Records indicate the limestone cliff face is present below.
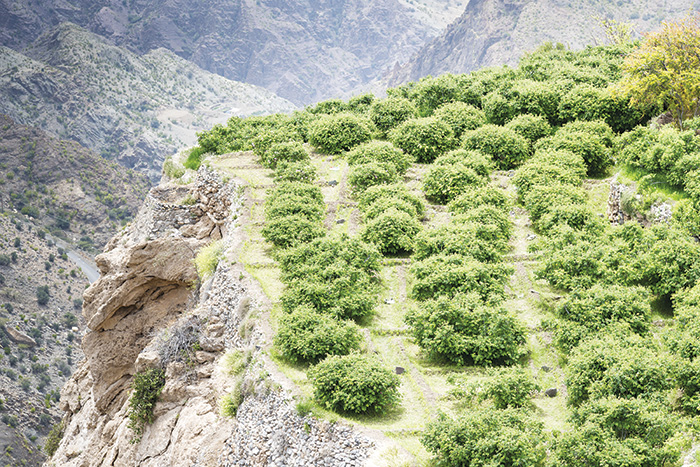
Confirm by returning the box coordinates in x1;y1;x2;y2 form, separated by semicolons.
47;166;375;467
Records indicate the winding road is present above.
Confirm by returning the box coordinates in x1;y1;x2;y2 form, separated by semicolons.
49;236;101;284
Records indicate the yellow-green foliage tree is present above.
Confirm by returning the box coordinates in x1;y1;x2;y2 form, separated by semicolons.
620;14;700;129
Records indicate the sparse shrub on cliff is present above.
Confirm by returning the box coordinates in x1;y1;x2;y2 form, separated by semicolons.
308;113;372;154
222;349;251;376
369;97;419;137
194;240;224;280
184;146;207;170
44;421;64;457
389;117;456;163
309;353;401;415
275;306;363;363
127;368;166;443
36;285;50;306
220;380;244;418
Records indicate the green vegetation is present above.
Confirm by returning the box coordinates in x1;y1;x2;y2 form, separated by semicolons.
194;240;224;280
127;368;166;443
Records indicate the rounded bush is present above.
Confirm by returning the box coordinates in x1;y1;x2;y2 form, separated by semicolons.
308;113;372;154
265;194;325;222
414;222;509;263
369;97;418;136
505;114;552;143
423;164;487;205
275;306;363;363
434;149;493;177
433;102;487;137
252;127;302;158
361;208;422;255
309;354;401;414
448;186;510;214
523;184;588;223
462;124;530;170
405;293;525;365
482;90;516;125
389;117;456;163
482;368;540;409
281;275;377;321
261;141;309;169
362;197;419;222
423;409;546;467
262;214;326;249
273;160;317;184
348;162;399;195
347;141;412;175
536;121;613;175
513;150;586;201
359;184;425;218
456;205;512;242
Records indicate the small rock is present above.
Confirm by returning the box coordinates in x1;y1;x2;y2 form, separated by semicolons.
530;289;539;295
336;219;345;224
395;367;405;375
541;365;551;372
545;388;558;398
384;298;395;305
526;234;537;241
327;180;338;186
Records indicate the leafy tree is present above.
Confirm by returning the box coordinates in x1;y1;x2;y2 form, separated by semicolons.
413;221;509;263
309;354;401;414
358;184;425;218
422;163;487;204
346;141;412;175
347;162;399;195
275;306;363;363
505;114;552;143
360;208;422;256
389;117;456;163
448;186;510;214
308;113;372;154
422;409;546;467
369;97;418;137
619;14;700;129
405;293;525;366
260;141;308;169
433;101;487;137
462;124;530;169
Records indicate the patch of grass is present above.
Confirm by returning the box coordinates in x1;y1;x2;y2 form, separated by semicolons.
220;379;243;418
221;349;250;376
618;165;688;202
194;240;224;280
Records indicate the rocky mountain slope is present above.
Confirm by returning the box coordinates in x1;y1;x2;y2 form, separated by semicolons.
0;114;150;248
0;0;466;105
388;0;698;85
0;114;151;466
0;23;295;179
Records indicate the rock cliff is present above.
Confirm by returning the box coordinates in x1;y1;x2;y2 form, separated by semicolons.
47;166;375;466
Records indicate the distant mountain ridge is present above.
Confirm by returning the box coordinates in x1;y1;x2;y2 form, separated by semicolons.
388;0;699;86
0;0;464;105
0;23;294;178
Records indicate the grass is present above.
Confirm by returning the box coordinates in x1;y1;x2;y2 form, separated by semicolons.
618;164;689;202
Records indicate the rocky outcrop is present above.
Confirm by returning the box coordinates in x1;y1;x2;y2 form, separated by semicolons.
47;165;375;466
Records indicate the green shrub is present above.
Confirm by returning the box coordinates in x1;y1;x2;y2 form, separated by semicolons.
513;149;586;201
505;114;552;143
433;101;487;137
262;215;326;249
219;381;243;418
347;93;375;113
536;122;613;175
554;397;687;467
455;205;512;242
389;117;456;163
260;141;309;169
346;141;412;175
309;353;401;414
422;164;487;204
434;149;493;177
163;157;185;179
369;97;418;136
524;183;588;223
271;181;324;204
44;421;64;457
275;306;363;363
36;285;50;306
222;349;249;376
677;360;700;414
481;368;540;409
405;293;525;365
410;254;513;304
413;222;509;263
307;99;347;115
347;162;399;195
265;194;325;222
362;197;419;222
566;334;675;407
358;184;425;218
183;146;207;170
127;368;166;442
361;208;422;255
448;186;510;214
273;160;317;184
462;124;530;169
281;274;378;320
194;240;224;280
536;202;597;234
252;127;302;158
551;284;651;351
422;409;546;467
482;90;516;125
308;113;372;154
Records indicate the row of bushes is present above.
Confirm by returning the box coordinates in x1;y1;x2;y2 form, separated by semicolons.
517;129;699;465
259;154;402;415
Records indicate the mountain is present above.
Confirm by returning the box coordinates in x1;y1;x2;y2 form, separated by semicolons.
0;23;295;179
0;0;468;105
388;0;698;85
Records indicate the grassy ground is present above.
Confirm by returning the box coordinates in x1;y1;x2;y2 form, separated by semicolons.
213;150;582;465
